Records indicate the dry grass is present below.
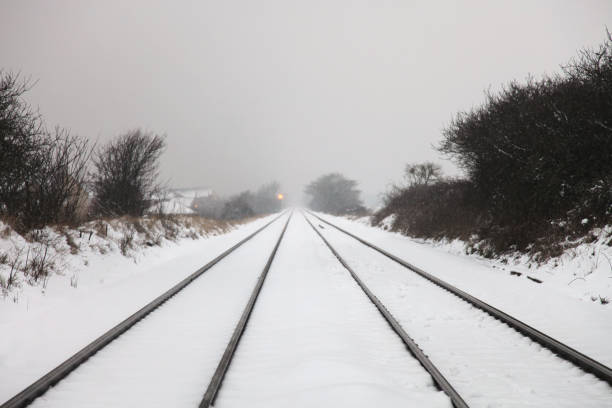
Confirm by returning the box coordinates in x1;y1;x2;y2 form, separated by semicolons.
0;212;264;294
1;225;11;239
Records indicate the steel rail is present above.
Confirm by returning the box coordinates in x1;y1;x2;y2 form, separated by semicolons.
0;212;288;408
199;211;293;408
303;211;469;408
305;210;612;386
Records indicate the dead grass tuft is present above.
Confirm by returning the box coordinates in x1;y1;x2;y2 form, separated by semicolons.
119;232;134;256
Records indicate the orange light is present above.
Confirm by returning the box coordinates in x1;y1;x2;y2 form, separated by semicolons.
277;193;284;200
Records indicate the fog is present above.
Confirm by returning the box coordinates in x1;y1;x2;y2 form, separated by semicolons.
1;0;610;206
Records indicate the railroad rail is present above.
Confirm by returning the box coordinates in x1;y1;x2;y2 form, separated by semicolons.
302;211;469;408
0;212;288;408
305;210;612;386
199;211;293;407
6;209;610;407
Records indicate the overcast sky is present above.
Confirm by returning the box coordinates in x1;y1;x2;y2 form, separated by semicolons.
1;1;610;206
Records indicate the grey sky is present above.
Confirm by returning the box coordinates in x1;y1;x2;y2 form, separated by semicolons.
1;1;610;206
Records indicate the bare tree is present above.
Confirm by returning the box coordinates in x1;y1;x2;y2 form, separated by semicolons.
0;72;45;220
1;72;93;230
404;162;442;186
305;173;364;215
91;130;166;216
29;127;93;227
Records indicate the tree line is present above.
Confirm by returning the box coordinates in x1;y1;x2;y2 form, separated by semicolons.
191;182;283;220
375;33;612;257
190;173;367;220
1;71;167;232
1;69;294;231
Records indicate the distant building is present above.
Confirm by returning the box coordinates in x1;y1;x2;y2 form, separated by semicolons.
150;187;214;215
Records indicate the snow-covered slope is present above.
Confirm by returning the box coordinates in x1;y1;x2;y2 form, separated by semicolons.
308;212;612;407
318;213;612;366
364;215;612;305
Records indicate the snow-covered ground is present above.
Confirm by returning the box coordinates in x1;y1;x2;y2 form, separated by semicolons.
0;216;229;299
306;212;612;407
216;213;450;407
372;215;612;304
316;213;612;368
0;213;278;404
25;213;289;408
2;210;611;407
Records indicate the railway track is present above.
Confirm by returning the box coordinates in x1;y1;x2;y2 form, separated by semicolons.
199;211;292;407
305;210;612;385
304;210;612;406
5;210;467;408
302;212;468;408
1;212;290;408
209;211;462;407
4;209;611;407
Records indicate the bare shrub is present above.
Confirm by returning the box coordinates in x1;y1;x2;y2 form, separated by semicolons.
31;127;93;227
160;217;179;240
375;179;484;240
222;191;255;220
131;219;146;234
4;248;23;289
24;244;53;283
63;230;79;254
437;32;612;252
0;72;93;231
369;33;612;258
119;232;134;256
0;72;44;222
404;162;442;186
92;129;166;217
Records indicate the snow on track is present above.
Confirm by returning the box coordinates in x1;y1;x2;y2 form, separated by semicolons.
312;213;612;368
215;213;451;408
0;214;282;404
304;213;612;407
25;214;290;408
